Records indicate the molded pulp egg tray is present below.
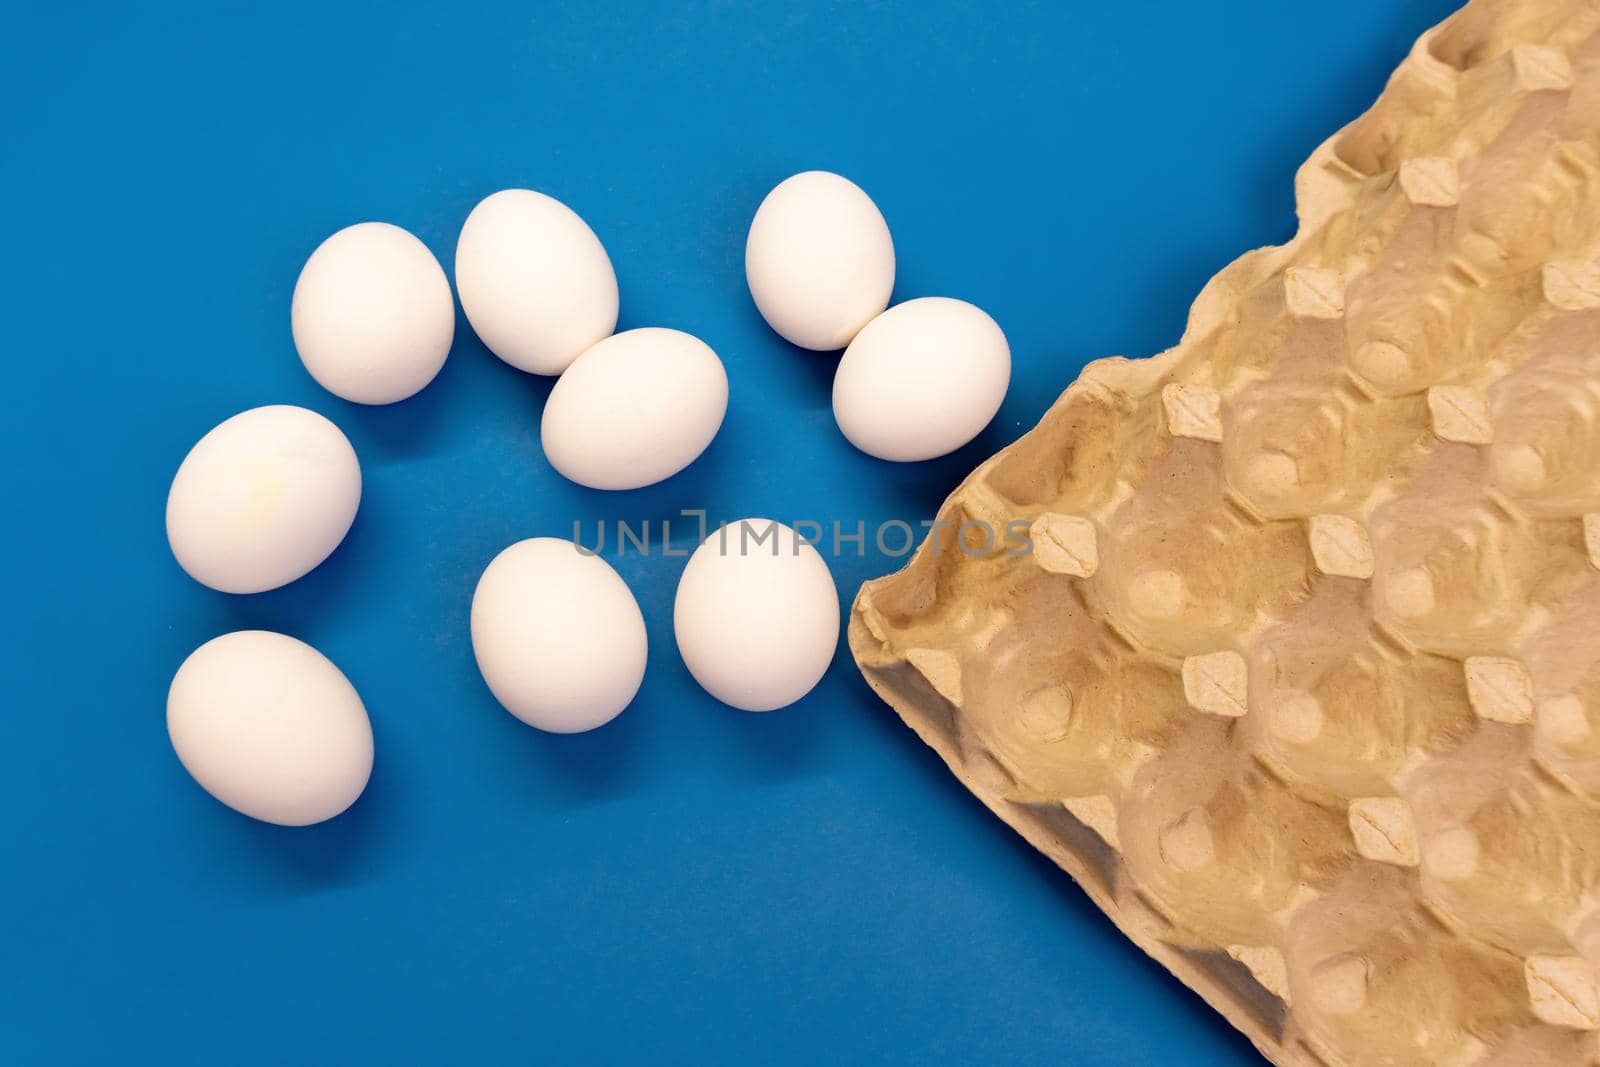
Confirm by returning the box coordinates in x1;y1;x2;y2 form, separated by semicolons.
849;0;1600;1063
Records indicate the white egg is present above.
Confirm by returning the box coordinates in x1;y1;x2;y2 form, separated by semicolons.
833;297;1011;462
166;405;361;594
290;222;455;404
541;327;728;491
674;519;840;712
745;171;895;351
455;189;618;375
471;538;647;733
167;630;374;826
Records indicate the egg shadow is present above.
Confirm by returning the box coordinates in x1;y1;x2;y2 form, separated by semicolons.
471;330;562;411
473;684;645;811
181;732;407;897
331;345;463;463
833;414;1014;546
210;494;382;644
706;628;860;790
718;691;827;785
346;315;565;469
562;437;742;537
737;300;842;412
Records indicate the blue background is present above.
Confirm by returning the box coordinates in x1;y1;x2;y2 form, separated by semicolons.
2;1;1460;1063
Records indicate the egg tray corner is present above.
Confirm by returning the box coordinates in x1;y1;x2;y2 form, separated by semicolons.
849;0;1600;1063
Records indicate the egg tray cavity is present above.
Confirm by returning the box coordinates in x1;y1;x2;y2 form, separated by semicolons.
848;0;1600;1063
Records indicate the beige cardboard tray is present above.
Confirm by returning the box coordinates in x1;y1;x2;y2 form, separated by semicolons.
849;1;1600;1063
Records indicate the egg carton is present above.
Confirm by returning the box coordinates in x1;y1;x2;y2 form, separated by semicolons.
848;1;1600;1063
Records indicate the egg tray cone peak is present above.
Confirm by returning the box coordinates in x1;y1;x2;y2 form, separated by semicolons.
848;1;1600;1064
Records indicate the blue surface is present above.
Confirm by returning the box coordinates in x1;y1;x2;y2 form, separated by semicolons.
2;2;1462;1063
